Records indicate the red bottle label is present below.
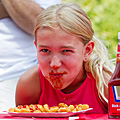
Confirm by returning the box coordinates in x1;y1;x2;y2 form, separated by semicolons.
117;52;120;57
117;43;120;56
109;86;120;116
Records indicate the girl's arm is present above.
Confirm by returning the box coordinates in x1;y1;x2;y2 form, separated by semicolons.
1;0;43;35
15;65;41;106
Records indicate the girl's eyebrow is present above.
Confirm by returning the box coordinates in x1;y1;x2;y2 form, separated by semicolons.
38;45;49;47
61;45;75;49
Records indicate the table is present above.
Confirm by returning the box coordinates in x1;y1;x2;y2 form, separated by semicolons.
79;114;119;120
0;113;119;120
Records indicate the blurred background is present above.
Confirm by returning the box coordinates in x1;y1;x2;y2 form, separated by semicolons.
63;0;120;59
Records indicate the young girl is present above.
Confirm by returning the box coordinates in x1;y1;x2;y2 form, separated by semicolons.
15;3;114;113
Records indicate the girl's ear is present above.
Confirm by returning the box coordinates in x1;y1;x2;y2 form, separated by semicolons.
34;40;37;48
83;41;94;62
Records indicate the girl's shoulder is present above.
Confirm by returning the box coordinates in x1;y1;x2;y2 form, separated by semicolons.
16;64;41;105
19;65;39;83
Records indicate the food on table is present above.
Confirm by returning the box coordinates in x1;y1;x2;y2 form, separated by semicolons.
8;103;89;113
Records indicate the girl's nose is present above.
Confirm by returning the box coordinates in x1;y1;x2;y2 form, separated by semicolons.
50;55;61;69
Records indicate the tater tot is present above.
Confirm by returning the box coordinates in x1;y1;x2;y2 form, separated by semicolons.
76;106;82;111
58;107;71;112
68;105;75;111
14;107;22;113
8;108;14;112
81;104;89;110
21;108;31;113
43;104;50;112
58;103;68;107
77;104;89;110
37;105;44;112
50;106;59;112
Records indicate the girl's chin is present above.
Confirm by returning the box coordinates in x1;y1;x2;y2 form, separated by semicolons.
51;84;68;91
52;85;64;90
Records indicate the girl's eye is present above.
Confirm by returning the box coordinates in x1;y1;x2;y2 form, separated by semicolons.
63;50;72;53
41;49;50;53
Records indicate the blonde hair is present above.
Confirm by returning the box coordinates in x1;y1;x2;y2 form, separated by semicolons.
34;3;114;103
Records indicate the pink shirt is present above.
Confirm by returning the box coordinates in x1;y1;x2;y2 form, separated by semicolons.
38;66;107;113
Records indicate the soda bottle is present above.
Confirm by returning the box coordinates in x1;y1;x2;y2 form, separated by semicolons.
108;32;120;118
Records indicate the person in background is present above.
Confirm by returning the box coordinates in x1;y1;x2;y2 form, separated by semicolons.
16;3;114;113
0;0;61;112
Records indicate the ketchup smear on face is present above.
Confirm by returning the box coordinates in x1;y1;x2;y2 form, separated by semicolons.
45;70;67;89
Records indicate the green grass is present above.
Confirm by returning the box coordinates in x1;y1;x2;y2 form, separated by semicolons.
62;0;120;59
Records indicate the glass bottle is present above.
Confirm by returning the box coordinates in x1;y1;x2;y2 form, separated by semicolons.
108;32;120;118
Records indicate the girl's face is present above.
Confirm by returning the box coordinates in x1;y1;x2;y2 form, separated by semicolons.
35;27;93;92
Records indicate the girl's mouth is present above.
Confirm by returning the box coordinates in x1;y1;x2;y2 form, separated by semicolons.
49;73;63;79
49;71;67;79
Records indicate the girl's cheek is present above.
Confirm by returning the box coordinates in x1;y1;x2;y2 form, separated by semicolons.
64;57;77;67
37;55;47;62
38;57;50;70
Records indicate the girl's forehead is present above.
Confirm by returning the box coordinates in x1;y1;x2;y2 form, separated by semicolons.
37;27;83;43
36;29;84;49
36;26;84;45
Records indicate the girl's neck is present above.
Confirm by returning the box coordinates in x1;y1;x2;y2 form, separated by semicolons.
61;70;87;94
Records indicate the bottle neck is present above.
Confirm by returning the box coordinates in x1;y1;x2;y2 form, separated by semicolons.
109;42;120;83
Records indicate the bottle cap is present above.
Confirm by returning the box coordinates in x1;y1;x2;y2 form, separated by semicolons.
118;32;120;39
